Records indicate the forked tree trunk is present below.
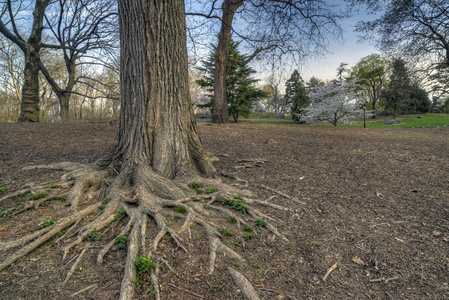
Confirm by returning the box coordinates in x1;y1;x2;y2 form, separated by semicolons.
212;0;243;124
104;0;215;180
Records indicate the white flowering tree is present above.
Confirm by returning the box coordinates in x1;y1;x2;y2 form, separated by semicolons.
303;83;363;126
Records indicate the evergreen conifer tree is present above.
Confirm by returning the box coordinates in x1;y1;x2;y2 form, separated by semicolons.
285;70;310;123
196;39;266;122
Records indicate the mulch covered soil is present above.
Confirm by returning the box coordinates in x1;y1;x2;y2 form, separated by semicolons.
0;120;448;299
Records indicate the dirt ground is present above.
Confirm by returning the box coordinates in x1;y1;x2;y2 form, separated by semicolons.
0;120;448;299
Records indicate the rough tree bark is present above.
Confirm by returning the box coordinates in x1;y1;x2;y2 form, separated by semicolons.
212;0;242;124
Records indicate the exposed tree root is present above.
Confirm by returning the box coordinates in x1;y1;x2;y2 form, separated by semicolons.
0;162;299;299
228;267;261;300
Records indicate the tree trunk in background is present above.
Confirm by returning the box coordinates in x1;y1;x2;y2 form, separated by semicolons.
99;0;215;179
18;54;40;122
212;0;242;124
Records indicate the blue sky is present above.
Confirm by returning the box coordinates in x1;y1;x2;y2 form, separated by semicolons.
301;8;381;82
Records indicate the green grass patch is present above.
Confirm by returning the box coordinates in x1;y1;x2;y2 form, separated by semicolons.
115;235;129;250
217;228;233;236
38;219;55;229
0;187;5;194
83;228;100;242
222;195;248;214
134;255;157;275
45;184;59;189
27;193;48;201
206;187;217;194
255;218;266;227
114;208;126;220
243;233;255;240
174;205;187;214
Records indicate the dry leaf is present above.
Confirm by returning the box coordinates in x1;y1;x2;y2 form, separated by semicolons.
352;256;367;266
432;231;442;238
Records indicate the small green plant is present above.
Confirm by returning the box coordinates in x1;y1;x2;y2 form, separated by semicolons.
190;223;197;229
47;240;57;247
226;242;232;248
83;228;100;242
164;221;171;228
222;195;248;214
188;182;204;194
204;217;211;221
0;209;14;218
255;218;266;227
174;205;187;214
45;184;59;189
203;204;213;210
134;255;157;275
27;193;48;201
54;195;67;201
0;187;5;194
243;233;255;240
258;186;266;189
102;198;111;205
234;263;242;267
150;291;158;295
115;235;129;250
114;208;126;220
131;277;143;286
98;205;105;210
14;191;29;198
188;182;202;190
213;285;222;292
67;176;76;181
275;224;281;228
38;219;55;229
252;263;260;268
58;230;67;237
242;224;253;232
206;187;217;194
217;228;233;236
65;202;72;207
227;216;236;224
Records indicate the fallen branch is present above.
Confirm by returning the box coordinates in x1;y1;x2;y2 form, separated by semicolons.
166;282;204;298
322;261;339;282
258;287;298;300
64;249;87;284
264;186;306;205
70;284;98;297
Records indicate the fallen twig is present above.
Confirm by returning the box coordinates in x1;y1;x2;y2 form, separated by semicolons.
70;284;97;297
264;186;306;205
166;282;204;298
63;249;87;284
322;261;339;282
258;287;298;300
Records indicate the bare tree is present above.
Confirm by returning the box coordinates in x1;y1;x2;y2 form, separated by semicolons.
187;0;346;123
39;0;118;122
0;0;51;122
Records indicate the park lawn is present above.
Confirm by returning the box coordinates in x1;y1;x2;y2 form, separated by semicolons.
344;113;449;128
239;112;449;128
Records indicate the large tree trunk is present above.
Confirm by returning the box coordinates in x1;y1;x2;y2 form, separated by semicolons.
18;54;40;122
105;0;215;179
212;0;243;124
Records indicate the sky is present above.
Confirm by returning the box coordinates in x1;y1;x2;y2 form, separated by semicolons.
300;9;381;82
